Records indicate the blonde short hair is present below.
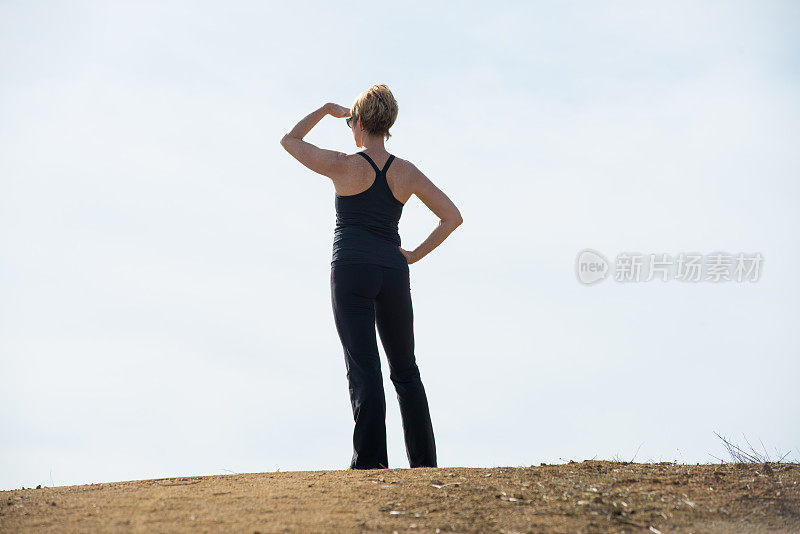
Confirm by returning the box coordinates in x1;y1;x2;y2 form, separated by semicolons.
351;84;398;141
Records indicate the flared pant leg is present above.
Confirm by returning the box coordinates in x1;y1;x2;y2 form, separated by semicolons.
375;266;437;468
331;263;388;469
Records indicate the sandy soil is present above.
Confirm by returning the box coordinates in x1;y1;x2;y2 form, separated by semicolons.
1;460;798;533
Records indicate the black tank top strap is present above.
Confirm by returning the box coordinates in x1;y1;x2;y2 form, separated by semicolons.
357;152;382;174
358;152;395;177
381;155;395;174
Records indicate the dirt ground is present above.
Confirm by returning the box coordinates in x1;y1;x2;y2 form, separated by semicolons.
1;460;798;533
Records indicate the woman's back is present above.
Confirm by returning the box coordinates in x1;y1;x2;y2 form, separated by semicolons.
332;151;409;270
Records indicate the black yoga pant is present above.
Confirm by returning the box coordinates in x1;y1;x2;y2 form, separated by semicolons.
330;262;437;469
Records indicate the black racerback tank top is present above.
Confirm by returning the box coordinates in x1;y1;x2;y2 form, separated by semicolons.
331;151;408;270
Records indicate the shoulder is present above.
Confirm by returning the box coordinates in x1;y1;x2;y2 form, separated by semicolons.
338;151;368;169
329;152;363;180
384;155;413;178
390;156;429;192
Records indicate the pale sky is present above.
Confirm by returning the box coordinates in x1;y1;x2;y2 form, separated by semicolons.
1;1;799;490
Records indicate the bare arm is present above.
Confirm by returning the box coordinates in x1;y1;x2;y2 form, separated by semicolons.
279;102;351;179
400;163;463;264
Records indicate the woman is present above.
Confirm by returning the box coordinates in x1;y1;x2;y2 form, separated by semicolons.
280;84;463;470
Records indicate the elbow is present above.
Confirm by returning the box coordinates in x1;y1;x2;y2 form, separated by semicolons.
445;213;463;228
280;133;297;148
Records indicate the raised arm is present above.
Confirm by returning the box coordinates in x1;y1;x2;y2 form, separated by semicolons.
399;162;464;264
279;102;351;179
